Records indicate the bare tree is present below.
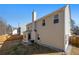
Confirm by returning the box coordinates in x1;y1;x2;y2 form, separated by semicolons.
0;17;13;35
71;19;79;35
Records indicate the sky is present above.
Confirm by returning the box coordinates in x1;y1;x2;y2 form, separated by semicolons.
0;4;79;27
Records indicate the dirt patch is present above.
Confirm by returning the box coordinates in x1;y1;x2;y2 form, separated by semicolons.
0;43;64;55
71;46;79;55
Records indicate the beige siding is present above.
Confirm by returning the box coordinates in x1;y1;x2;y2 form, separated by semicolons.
25;6;71;51
26;10;65;50
35;11;65;50
23;31;28;42
26;24;32;31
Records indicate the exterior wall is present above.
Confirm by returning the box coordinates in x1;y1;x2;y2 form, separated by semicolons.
26;9;65;50
12;27;21;35
12;29;18;35
23;31;29;42
25;5;71;51
35;11;65;50
64;5;71;52
27;24;32;31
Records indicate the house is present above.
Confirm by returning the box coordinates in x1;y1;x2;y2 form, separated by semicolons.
23;5;71;53
12;27;21;35
12;28;18;35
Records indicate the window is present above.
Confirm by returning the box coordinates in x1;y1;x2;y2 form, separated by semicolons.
54;14;59;24
42;19;45;26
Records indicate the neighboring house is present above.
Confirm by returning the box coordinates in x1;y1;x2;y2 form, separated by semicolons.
23;5;71;53
12;28;18;35
12;27;21;35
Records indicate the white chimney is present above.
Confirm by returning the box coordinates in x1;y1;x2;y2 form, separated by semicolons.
32;10;36;30
31;10;37;41
32;10;37;21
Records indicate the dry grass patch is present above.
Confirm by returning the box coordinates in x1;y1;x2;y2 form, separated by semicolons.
71;46;79;55
0;43;64;55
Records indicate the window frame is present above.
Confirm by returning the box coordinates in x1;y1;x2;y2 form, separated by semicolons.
53;14;59;24
42;19;46;26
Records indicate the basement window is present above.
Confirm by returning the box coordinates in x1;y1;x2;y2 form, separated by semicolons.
54;14;59;24
42;19;45;26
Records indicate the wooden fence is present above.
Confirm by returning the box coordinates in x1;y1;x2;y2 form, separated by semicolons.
69;35;79;47
0;34;23;42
